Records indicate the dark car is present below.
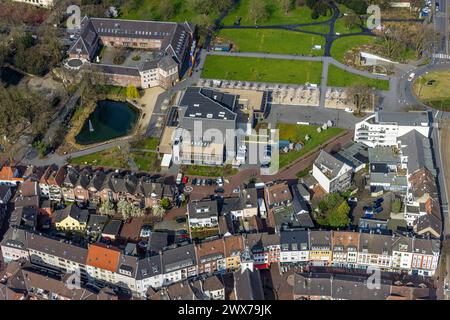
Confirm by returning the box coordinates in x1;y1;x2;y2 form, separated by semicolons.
192;178;197;185
374;206;383;214
215;188;224;193
176;217;186;223
206;179;213;185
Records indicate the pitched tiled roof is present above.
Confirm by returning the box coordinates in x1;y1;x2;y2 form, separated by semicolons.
86;244;121;272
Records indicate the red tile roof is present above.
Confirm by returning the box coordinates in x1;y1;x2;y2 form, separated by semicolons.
86;244;121;272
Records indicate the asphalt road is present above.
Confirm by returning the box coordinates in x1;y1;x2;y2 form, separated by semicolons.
434;0;449;55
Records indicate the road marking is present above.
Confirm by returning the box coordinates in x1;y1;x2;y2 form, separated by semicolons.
433;53;450;59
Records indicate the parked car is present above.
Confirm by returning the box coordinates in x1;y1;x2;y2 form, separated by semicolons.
217;177;223;187
408;73;415;82
374;206;383;214
215;188;225;193
176;229;188;235
344;108;353;113
191;178;197;185
175;217;186;223
176;173;183;185
201;179;206;186
206;179;213;185
182;176;188;184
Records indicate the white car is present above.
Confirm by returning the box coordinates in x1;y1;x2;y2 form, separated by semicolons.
217;177;223;187
408;73;415;82
344;108;353;113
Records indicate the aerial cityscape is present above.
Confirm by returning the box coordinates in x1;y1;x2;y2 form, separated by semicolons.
0;0;449;304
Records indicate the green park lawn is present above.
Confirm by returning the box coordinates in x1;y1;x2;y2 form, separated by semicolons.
202;56;322;85
327;64;390;90
182;164;238;177
333;4;363;34
218;29;325;55
132;151;161;172
69;147;129;168
69;146;161;172
120;0;220;22
277;123;345;169
330;35;375;63
222;0;332;26
413;71;450;111
130;137;160;150
296;24;330;34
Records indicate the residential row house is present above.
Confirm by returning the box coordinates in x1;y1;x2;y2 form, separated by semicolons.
19;165;177;208
293;272;436;300
0;228;246;298
278;229;439;276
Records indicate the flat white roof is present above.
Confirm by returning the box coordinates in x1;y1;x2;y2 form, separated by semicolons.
161;153;172;167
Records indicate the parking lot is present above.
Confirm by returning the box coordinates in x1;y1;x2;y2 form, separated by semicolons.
351;190;395;226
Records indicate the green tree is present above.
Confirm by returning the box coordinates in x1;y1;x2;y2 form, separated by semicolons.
117;199;134;219
160;198;171;210
159;0;177;19
126;85;140;99
32;140;48;157
327;201;351;228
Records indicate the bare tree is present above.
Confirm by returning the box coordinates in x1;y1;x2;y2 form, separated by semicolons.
278;0;293;14
411;24;439;57
346;84;376;114
248;0;269;25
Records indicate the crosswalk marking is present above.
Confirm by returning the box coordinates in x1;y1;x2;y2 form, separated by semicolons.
433;53;450;59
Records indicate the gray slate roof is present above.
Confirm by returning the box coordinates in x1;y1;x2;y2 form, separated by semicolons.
314;150;348;180
374;111;429;127
234;269;264;300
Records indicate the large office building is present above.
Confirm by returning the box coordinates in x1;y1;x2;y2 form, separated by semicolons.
173;87;238;165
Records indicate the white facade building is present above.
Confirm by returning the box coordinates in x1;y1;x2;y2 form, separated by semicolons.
354;111;430;147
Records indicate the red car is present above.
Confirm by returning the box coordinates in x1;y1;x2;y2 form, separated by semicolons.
182;176;188;184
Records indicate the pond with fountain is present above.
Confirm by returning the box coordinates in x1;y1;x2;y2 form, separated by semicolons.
75;100;139;145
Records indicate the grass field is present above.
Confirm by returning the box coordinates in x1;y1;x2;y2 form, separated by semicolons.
413;71;450;110
69;147;129;168
202;56;323;85
327;64;390;90
132;151;160;172
330;35;375;63
218;29;325;55
296;24;330;34
130;137;160;150
182;164;238;177
222;0;332;26
277;123;345;169
120;0;220;22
